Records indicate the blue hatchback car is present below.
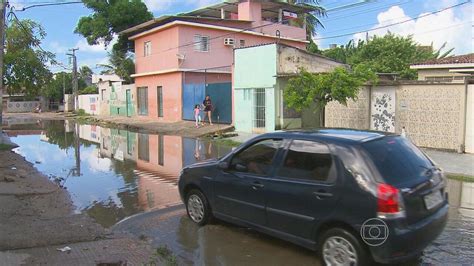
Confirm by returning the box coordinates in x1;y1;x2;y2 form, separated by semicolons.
178;129;448;265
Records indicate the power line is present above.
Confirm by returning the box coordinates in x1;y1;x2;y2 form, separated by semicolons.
321;0;414;22
320;3;443;35
15;1;82;11
314;0;471;40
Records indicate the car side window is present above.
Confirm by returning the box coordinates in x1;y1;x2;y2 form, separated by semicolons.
278;140;333;182
230;139;282;175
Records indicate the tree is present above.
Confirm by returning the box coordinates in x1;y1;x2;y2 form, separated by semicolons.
306;39;321;54
42;72;72;102
287;0;326;40
322;34;453;79
79;85;98;95
322;39;364;64
97;49;135;84
284;66;377;127
79;65;93;85
4;19;54;98
75;0;153;53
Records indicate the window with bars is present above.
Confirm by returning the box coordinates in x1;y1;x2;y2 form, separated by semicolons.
194;34;210;52
144;41;152;56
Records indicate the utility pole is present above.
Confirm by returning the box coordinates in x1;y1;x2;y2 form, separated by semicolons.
0;0;8;128
67;48;79;111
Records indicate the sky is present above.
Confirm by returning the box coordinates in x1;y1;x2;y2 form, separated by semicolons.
10;0;473;73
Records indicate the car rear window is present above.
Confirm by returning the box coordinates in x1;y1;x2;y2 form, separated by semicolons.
361;136;433;186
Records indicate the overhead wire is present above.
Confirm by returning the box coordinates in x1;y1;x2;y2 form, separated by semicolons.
314;1;471;40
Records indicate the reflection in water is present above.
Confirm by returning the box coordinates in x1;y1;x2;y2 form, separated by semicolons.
7;120;233;227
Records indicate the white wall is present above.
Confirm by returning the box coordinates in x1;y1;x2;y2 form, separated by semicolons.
78;94;100;115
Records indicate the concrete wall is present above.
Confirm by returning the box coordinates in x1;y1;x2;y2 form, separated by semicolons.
110;83;136;116
277;45;344;75
134;72;182;122
325;87;371;130
396;83;465;151
325;82;468;151
98;82;111;116
5;101;40;113
64;94;75;112
78;94;100;115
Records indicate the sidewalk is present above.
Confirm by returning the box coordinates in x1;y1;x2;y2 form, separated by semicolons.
230;132;474;176
424;149;474;176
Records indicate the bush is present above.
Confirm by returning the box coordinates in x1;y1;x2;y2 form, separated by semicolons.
75;109;87;116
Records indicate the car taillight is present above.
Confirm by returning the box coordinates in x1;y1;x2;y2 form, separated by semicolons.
377;183;406;219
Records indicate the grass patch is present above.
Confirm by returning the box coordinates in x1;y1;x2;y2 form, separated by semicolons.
146;245;178;266
213;138;242;147
447;174;474;183
0;143;15;151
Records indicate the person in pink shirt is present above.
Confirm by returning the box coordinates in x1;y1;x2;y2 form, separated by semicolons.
194;104;202;128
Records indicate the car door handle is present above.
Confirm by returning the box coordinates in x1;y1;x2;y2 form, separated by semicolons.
251;182;265;190
313;191;333;199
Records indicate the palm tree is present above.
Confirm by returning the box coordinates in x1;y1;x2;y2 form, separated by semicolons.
97;49;135;84
287;0;326;40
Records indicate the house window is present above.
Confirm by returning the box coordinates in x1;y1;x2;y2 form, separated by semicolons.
240;39;246;47
101;89;106;100
157;86;163;117
144;41;152;56
194;34;210;52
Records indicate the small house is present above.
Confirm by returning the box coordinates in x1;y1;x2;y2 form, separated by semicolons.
233;43;344;133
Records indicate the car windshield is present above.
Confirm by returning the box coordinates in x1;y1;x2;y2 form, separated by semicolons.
361;136;434;186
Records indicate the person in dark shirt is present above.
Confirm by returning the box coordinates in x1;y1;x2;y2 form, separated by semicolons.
203;95;213;125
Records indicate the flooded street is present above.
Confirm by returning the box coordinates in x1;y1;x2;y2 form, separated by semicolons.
4;119;474;265
7;120;232;227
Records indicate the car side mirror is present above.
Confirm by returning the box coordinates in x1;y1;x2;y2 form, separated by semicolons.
218;161;229;170
235;163;248;172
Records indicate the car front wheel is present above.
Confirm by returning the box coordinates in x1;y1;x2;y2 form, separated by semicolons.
319;228;370;266
186;189;212;226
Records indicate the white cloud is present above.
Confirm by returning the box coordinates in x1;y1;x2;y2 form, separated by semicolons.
144;0;220;12
353;1;473;54
49;35;117;55
79;57;109;69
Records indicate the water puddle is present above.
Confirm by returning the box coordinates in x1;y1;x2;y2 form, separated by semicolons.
6;120;232;227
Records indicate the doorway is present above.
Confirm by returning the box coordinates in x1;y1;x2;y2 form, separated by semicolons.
253;88;266;133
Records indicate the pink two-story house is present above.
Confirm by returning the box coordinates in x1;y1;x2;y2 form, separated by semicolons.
121;0;314;123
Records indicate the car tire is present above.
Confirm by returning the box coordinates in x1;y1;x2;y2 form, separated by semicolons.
185;189;213;226
318;227;371;266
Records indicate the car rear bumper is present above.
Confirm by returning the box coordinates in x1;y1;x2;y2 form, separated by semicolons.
370;203;449;264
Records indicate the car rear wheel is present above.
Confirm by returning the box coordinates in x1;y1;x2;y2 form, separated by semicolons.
319;228;370;266
186;189;212;226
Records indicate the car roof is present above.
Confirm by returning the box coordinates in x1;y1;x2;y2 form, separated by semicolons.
258;128;395;144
